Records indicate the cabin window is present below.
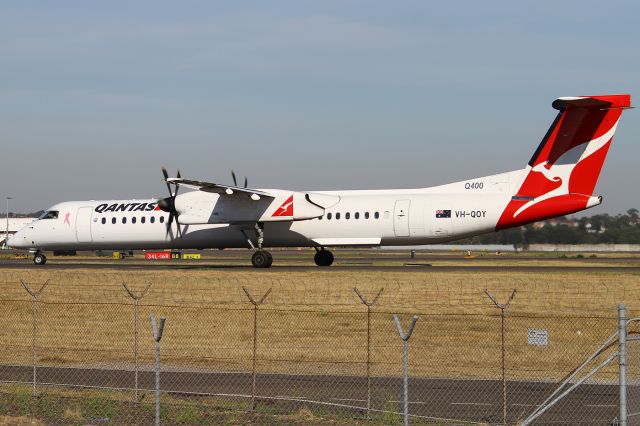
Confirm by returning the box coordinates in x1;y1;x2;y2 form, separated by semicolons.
345;212;350;220
336;212;341;220
132;217;137;224
38;211;58;220
327;213;332;220
374;212;380;219
141;217;146;224
101;218;106;224
365;212;369;219
160;216;165;223
355;212;360;219
384;211;390;219
122;217;127;224
150;217;155;224
112;217;116;224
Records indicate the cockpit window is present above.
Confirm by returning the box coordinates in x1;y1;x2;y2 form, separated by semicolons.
38;211;59;220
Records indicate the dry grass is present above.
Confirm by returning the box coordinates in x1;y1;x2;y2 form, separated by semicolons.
0;416;44;426
1;259;639;383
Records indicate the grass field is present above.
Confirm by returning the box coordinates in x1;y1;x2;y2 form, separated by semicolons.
1;250;639;382
1;250;639;424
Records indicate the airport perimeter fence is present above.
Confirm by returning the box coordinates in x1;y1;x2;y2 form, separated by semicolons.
0;275;639;425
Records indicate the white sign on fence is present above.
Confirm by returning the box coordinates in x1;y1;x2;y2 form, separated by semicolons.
527;328;549;346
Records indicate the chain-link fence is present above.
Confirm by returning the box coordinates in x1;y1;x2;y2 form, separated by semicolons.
0;274;638;425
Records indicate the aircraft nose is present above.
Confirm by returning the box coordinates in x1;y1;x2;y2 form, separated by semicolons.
7;230;27;249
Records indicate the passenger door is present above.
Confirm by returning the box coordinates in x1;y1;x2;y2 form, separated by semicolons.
393;200;411;237
76;207;93;243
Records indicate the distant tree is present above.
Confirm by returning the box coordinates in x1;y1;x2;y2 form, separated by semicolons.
451;208;640;245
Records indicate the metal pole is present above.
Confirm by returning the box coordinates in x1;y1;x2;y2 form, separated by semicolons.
252;304;258;410
619;304;628;426
242;287;271;411
403;338;409;426
393;314;419;426
123;283;151;402
135;299;139;400
150;315;166;426
155;336;160;426
501;307;506;425
5;196;11;249
484;289;515;425
354;287;383;419
367;304;372;417
20;280;48;397
32;296;37;396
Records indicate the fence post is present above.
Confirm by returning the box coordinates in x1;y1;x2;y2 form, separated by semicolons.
354;287;383;419
20;279;49;397
242;287;272;411
393;314;419;426
619;304;628;426
123;283;152;402
484;289;516;426
149;314;166;426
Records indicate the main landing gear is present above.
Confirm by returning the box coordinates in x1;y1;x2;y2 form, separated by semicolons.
314;248;334;267
251;250;273;268
33;252;47;265
243;223;273;269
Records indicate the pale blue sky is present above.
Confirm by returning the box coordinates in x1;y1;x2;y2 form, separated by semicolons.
1;1;638;214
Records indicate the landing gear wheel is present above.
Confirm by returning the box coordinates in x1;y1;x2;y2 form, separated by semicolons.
252;250;273;268
33;254;47;265
314;250;334;267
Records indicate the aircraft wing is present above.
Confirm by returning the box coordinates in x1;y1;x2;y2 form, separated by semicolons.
167;178;275;199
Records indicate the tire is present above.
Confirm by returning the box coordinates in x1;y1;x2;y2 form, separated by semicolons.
314;250;334;267
33;254;47;265
252;250;272;268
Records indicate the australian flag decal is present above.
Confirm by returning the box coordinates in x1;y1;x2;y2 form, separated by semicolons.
436;209;451;218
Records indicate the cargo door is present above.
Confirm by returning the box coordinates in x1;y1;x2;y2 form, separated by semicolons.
76;207;93;242
393;199;411;237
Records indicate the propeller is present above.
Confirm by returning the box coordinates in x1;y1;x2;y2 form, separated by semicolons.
158;167;182;238
231;170;248;188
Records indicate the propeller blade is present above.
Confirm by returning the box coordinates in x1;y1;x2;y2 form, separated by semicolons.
166;209;175;237
244;176;248;188
176;216;182;238
160;167;182;238
168;210;182;238
161;167;172;195
231;170;237;187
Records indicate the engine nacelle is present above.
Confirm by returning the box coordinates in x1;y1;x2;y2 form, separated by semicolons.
174;190;333;224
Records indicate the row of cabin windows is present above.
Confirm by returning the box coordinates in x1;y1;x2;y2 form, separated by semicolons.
101;216;165;225
320;211;382;220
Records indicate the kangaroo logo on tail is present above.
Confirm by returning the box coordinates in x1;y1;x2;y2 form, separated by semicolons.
497;94;630;229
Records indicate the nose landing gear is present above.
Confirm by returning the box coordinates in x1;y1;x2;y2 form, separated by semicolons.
33;253;47;265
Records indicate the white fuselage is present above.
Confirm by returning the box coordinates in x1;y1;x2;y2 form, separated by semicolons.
9;170;526;252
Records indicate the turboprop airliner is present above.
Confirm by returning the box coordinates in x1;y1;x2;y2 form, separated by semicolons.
8;94;632;267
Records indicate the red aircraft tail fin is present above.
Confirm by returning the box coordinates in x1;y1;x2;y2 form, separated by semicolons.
497;94;631;230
